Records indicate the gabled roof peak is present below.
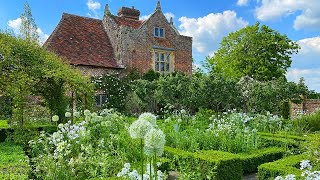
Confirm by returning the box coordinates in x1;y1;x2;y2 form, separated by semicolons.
156;1;161;11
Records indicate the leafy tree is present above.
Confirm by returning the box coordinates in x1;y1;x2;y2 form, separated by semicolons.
20;1;39;42
208;23;300;81
0;33;94;126
203;73;241;116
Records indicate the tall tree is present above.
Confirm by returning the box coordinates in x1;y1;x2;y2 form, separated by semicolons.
208;23;300;81
20;1;39;42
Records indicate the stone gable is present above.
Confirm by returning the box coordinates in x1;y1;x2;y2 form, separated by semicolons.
45;1;192;76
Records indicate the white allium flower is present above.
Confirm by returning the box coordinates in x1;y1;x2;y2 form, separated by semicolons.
300;160;312;170
73;111;80;118
285;174;295;180
139;112;157;127
144;128;166;156
84;109;91;116
65;112;72;118
275;176;285;180
52;115;59;122
129;119;153;139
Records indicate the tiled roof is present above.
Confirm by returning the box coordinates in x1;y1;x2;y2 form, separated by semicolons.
44;13;120;69
113;16;144;29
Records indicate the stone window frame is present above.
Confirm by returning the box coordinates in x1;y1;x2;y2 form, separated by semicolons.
154;27;165;38
153;48;175;73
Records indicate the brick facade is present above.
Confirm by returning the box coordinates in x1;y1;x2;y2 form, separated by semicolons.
45;1;192;77
291;99;320;117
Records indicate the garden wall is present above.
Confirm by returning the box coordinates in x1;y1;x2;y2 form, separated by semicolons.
291;99;320;118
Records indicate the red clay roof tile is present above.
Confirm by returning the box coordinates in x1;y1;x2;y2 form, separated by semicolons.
44;13;121;69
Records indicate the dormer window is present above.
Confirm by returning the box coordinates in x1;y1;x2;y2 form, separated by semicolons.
154;27;165;38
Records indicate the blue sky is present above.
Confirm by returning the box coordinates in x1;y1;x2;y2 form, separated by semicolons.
1;0;320;92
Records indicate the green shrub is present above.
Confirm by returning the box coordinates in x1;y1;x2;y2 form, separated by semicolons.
0;120;9;128
294;111;320;132
0;142;30;179
259;135;299;147
239;147;286;174
257;132;307;141
257;154;307;179
164;146;242;180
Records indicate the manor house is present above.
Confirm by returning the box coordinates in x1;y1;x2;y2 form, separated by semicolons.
44;1;192;76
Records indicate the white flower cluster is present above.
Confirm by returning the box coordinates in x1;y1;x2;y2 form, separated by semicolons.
144;128;166;157
276;160;320;180
52;115;59;122
138;112;157;127
117;163;165;180
129;119;153;139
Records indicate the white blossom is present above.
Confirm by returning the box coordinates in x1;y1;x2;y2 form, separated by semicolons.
65;112;71;118
129;119;153;139
144;128;166;156
52;115;59;122
139;112;157;127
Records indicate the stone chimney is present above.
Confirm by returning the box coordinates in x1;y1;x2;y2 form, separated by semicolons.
117;6;140;20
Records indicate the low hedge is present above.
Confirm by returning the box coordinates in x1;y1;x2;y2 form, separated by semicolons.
164;146;242;180
0;125;57;143
0;142;30;179
257;154;307;180
257;132;307;141
239;147;286;174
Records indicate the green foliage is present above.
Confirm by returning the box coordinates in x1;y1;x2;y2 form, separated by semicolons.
142;69;160;81
164;146;243;180
0;120;9;128
0;96;12;119
0;142;30;179
239;147;286;174
0;33;94;125
258;154;307;179
208;22;300;81
293;111;320;132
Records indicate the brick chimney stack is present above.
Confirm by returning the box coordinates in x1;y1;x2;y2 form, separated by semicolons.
117;6;140;20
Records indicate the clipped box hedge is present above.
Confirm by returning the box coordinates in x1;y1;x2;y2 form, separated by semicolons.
258;154;307;180
164;146;242;180
239;147;286;174
0;142;30;179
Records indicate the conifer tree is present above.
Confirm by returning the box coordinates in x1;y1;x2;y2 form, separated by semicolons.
19;1;39;42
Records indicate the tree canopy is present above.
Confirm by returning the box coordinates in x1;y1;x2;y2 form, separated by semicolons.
0;33;94;125
20;1;39;42
208;23;300;81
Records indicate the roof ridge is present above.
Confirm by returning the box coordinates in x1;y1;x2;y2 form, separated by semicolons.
62;12;102;21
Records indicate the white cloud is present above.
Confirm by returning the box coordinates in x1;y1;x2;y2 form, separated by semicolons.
87;0;101;11
7;17;49;44
86;0;101;18
140;14;151;21
287;68;320;92
237;0;249;6
287;37;320;92
255;0;320;30
7;18;22;34
164;12;175;21
178;10;248;56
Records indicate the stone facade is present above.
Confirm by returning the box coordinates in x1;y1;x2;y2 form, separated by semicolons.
45;1;193;77
102;2;192;75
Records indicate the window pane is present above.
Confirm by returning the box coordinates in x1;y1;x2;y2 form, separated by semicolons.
154;27;159;36
155;52;159;62
160;28;164;37
166;53;170;62
166;63;170;71
101;95;107;104
95;95;100;106
155;62;159;71
161;53;165;62
160;62;165;71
